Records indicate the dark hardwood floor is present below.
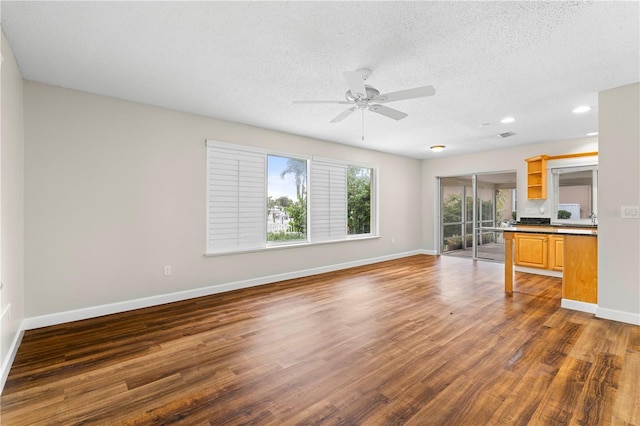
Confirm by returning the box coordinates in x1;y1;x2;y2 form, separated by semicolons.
1;255;638;425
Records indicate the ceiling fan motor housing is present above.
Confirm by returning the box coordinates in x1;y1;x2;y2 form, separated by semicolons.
345;85;380;103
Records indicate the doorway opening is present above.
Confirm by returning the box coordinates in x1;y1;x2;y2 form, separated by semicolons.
439;171;517;262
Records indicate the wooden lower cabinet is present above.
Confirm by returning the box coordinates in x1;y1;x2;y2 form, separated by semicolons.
514;233;549;269
563;235;598;303
505;231;598;304
514;233;564;272
548;235;564;271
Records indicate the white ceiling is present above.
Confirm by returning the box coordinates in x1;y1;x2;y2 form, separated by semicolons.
2;1;639;159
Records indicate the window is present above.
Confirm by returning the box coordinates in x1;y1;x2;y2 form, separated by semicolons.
552;165;598;224
206;141;377;254
267;155;308;243
347;166;372;235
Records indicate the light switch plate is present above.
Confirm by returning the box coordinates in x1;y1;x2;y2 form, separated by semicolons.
621;206;640;218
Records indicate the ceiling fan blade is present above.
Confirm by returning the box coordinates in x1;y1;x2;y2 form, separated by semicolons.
374;85;436;103
343;71;367;99
293;100;351;104
368;104;408;120
330;107;357;123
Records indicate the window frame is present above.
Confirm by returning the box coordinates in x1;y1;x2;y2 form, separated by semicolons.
550;159;598;225
205;141;379;256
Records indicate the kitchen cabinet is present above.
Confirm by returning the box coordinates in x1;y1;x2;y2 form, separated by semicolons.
563;235;597;303
525;152;597;200
514;232;564;272
514;233;548;269
503;229;597;310
525;155;548;199
548;235;564;271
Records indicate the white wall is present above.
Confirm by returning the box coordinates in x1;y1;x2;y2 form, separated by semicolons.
598;83;640;325
1;31;25;385
420;137;598;252
23;81;423;321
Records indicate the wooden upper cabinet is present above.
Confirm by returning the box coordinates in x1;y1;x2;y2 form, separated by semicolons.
525;155;548;199
524;152;597;200
514;233;548;269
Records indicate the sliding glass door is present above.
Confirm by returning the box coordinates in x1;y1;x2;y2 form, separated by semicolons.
439;172;516;262
440;177;471;254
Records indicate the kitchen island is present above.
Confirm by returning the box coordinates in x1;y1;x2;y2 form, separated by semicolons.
485;225;598;312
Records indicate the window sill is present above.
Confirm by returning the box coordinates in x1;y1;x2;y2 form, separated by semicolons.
204;235;381;257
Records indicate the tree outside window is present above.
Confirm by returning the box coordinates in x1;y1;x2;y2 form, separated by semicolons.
347;166;372;235
267;155;307;242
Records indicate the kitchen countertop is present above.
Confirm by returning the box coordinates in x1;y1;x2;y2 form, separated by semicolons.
480;226;597;236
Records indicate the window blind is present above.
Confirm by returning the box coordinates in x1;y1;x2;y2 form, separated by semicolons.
310;160;347;242
206;143;266;253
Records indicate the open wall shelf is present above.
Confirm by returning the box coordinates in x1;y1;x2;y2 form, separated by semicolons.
526;155;548;199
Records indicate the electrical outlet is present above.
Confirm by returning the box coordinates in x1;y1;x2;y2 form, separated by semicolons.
391;238;396;244
163;265;172;276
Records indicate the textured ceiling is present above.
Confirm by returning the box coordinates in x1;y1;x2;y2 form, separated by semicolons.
2;1;639;159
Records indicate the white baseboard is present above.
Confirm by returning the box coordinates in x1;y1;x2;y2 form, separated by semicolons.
596;306;640;326
0;321;25;394
561;298;597;314
23;250;426;330
420;249;438;256
514;266;562;278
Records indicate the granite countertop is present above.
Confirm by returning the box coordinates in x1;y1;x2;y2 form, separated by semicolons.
480;225;598;236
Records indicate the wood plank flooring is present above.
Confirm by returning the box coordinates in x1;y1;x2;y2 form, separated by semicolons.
1;255;638;425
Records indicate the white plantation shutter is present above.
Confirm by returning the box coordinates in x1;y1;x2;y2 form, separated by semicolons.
206;142;266;253
310;160;347;242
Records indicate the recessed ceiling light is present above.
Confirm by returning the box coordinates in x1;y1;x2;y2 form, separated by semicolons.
586;132;599;136
572;105;591;114
430;145;446;153
501;117;515;124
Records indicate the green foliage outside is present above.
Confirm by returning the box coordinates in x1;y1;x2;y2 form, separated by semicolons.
267;162;372;240
442;192;496;251
268;157;307;242
347;166;371;235
442;194;494;236
267;230;305;241
287;194;307;234
496;190;507;222
557;209;572;219
268;195;292;209
443;193;463;225
280;158;307;200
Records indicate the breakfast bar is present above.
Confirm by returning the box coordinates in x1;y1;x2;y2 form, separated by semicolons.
498;225;598;310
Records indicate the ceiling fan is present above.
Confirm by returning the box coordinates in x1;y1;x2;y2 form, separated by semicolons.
293;69;436;123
